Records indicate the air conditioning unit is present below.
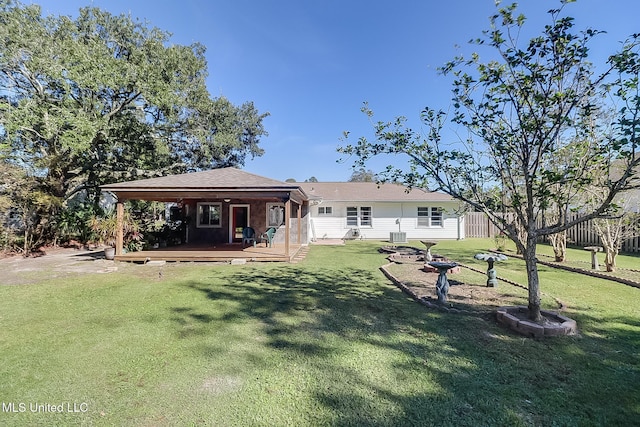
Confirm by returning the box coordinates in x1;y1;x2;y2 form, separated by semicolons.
389;232;407;243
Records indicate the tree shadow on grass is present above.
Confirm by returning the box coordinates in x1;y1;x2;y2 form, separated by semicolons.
177;266;411;339
167;263;640;425
534;309;640;425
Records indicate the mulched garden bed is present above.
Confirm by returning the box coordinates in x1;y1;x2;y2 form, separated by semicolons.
382;261;532;315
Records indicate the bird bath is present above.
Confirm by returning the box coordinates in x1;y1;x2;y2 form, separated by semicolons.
583;246;602;270
474;253;508;287
420;240;438;262
428;261;458;304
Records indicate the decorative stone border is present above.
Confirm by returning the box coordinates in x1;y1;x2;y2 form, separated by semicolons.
496;306;577;338
387;253;424;264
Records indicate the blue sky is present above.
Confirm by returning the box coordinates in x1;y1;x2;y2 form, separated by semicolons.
32;0;640;182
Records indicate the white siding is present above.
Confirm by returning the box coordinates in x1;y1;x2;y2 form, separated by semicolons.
309;201;464;240
310;216;345;240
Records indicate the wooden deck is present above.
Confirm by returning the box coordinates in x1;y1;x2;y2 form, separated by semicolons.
115;243;303;263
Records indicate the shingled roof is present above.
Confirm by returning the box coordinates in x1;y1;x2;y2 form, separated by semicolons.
101;168;307;202
102;167;297;191
101;169;455;204
297;182;453;202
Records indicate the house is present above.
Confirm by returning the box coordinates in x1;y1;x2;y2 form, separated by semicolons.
298;182;465;242
100;168;463;262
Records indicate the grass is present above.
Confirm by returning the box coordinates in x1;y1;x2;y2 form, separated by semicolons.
0;239;638;426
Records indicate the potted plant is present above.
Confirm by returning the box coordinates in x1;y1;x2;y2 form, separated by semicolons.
89;210;141;260
89;213;117;259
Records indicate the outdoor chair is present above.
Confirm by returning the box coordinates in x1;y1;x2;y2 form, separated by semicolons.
242;227;256;248
260;227;276;248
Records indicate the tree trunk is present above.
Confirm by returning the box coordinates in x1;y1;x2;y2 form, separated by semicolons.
550;231;566;262
23;227;29;255
604;247;618;272
515;225;527;255
524;236;542;322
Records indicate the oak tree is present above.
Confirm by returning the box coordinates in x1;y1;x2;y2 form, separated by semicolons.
0;1;268;207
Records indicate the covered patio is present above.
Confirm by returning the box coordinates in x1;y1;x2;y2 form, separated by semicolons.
101;168;310;262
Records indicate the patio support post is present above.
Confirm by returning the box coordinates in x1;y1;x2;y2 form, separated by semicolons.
297;202;302;244
285;198;291;257
116;201;124;256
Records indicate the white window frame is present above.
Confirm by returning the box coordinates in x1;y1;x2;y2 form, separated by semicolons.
196;202;222;228
417;206;443;228
346;206;358;227
318;206;333;215
430;207;443;227
360;206;372;227
266;203;285;227
346;206;372;228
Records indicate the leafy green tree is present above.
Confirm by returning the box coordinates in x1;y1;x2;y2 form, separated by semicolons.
582;156;640;272
55;201;100;245
339;2;640;321
0;161;59;253
0;1;268;207
0;162;17;250
348;168;376;182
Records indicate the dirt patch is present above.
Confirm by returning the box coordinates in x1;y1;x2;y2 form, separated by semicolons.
0;247;119;285
383;258;579;337
383;261;530;314
201;376;243;395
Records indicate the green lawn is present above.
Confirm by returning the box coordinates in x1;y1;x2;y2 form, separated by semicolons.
1;239;639;426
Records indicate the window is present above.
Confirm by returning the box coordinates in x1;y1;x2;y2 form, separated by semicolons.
346;207;358;226
431;207;443;227
418;207;443;227
318;206;332;215
267;203;285;227
417;207;430;227
197;202;221;228
360;207;372;226
346;206;372;227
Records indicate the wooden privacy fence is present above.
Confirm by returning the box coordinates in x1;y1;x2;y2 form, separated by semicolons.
464;212;640;253
465;212;503;238
562;216;640;253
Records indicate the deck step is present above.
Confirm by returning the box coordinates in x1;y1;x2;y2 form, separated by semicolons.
290;246;310;263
